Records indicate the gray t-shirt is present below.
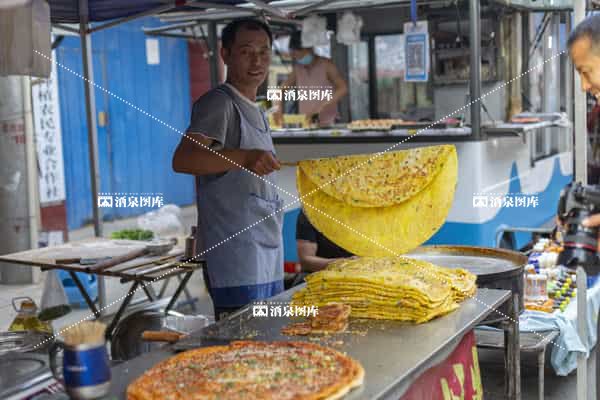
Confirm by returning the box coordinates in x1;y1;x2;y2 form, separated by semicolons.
187;83;266;150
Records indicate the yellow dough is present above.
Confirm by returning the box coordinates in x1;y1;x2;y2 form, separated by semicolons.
297;146;458;257
299;145;454;208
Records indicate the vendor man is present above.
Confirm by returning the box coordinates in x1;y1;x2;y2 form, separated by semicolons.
569;16;600;237
173;19;284;320
274;31;348;127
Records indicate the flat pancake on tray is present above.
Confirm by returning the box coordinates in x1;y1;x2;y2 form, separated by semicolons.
127;341;364;400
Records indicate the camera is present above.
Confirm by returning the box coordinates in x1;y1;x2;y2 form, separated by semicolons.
557;182;600;275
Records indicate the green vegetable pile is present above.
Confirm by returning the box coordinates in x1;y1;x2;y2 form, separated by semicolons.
110;229;154;241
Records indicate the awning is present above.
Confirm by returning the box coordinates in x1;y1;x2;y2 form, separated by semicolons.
47;0;246;24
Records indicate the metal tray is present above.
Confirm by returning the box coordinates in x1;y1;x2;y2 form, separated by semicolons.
406;245;526;279
391;122;458;130
348;127;391;132
110;310;212;361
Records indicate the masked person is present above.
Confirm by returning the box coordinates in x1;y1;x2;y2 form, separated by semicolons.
568;15;600;233
173;19;283;320
274;31;348;127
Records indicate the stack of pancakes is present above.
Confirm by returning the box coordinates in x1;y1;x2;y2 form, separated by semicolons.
291;257;476;324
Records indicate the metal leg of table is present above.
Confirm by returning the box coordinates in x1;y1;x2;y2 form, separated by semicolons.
589;344;597;400
165;271;194;313
177;274;195;307
105;281;139;340
158;278;171;298
68;271;101;318
142;282;157;302
538;350;545;400
577;267;588;400
504;294;521;400
157;276;193;304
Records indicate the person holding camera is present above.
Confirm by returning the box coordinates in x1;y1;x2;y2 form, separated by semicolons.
568;16;600;232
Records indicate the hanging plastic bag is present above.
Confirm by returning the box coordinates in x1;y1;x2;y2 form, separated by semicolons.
336;12;363;46
301;15;329;48
39;270;71;321
137;204;184;238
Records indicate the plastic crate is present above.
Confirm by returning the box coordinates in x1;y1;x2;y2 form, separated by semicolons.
56;270;98;308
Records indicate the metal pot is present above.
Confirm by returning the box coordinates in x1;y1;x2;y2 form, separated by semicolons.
407;245;526;325
110;310;211;361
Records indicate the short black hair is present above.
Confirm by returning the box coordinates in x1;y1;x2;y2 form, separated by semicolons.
221;19;273;49
288;31;304;50
568;15;600;52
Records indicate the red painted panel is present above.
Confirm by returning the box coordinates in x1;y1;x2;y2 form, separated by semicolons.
40;202;69;241
188;41;224;102
401;330;483;400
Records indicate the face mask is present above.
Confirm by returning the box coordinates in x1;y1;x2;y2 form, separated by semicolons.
296;53;314;66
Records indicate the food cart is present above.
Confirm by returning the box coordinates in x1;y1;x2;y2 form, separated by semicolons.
147;0;576;258
269;5;573;260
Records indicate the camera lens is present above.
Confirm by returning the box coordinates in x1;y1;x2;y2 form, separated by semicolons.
558;209;600;275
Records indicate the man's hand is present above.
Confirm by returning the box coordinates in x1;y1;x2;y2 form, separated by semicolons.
244;150;281;176
583;214;600;228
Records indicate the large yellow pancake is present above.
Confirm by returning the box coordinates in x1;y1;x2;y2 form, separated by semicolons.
297;147;458;257
299;145;454;208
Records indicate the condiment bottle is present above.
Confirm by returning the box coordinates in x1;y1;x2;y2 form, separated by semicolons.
184;226;197;261
525;274;548;302
8;297;52;333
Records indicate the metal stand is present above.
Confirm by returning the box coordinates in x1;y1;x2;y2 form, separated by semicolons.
68;271;100;318
64;268;198;340
104;271;195;340
105;281;140;340
165;271;194;312
158;258;199;311
479;292;521;399
142;284;157;302
576;266;597;400
501;293;521;400
476;328;558;400
78;0;106;316
576;267;587;400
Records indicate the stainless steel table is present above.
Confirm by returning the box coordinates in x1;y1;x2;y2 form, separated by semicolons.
107;287;516;399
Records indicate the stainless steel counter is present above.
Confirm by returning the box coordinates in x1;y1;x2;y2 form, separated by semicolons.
107;287;512;399
270;112;570;144
271;127;472;144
